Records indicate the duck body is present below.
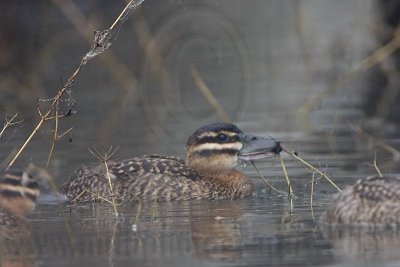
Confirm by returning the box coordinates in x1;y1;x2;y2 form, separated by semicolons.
62;123;281;203
321;175;400;227
0;164;53;239
62;155;254;202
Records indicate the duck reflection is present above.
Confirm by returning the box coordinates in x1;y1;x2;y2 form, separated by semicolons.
190;201;246;262
59;198;332;266
61;200;247;262
321;225;400;263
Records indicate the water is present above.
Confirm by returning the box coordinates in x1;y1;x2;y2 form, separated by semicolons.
4;136;400;267
1;0;400;266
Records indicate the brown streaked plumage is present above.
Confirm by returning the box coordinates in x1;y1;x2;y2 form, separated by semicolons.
61;122;282;203
321;175;400;227
0;164;53;238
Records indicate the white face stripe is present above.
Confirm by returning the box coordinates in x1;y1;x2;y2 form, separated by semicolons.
197;131;239;138
0;183;39;197
189;142;243;153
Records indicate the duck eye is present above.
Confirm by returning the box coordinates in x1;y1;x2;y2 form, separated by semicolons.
217;133;228;142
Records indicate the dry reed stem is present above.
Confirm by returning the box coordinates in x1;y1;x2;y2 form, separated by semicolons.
350;124;400;160
71;189;114;204
0;112;23;139
109;0;146;31
6;0;145;169
104;161;119;216
373;152;383;177
279;156;293;196
53;0;141;143
55;127;73;140
285;150;341;192
88;146;119;216
190;65;231;123
251;162;287;195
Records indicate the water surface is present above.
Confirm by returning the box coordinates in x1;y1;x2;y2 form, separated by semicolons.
1;1;400;266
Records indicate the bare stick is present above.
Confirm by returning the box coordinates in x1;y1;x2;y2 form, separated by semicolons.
373;152;383;177
110;0;146;31
70;190;88;203
0;112;23;139
285;150;341;192
7;118;45;169
71;190;114;204
251;162;287;195
104;161;119;216
88;145;119;215
279;156;293;196
6;0;146;169
56;127;73;141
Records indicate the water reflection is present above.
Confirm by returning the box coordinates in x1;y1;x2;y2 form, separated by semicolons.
322;226;400;265
12;188;400;267
22;198;333;266
0;220;36;267
190;201;248;262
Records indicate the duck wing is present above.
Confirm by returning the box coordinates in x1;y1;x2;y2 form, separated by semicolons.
61;155;206;202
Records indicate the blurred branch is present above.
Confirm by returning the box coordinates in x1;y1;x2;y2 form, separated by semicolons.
375;54;400;119
190;65;231;123
350;124;400;160
301;25;400;114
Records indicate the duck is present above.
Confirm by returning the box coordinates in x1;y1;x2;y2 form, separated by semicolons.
0;164;53;238
321;175;400;227
61;122;282;203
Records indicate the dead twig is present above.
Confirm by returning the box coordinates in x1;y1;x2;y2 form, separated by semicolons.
251;162;287;195
71;189;114;204
279;156;293;196
6;0;146;169
285;150;341;192
373;152;383;177
88;145;120;216
0;112;23;139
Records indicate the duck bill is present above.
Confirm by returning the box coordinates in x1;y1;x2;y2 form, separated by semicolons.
238;133;282;162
